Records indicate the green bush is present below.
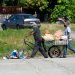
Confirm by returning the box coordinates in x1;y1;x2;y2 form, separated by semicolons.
50;0;75;23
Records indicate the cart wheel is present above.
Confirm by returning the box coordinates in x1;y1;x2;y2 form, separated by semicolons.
48;46;61;58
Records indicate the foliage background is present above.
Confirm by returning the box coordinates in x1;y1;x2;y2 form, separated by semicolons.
0;0;75;22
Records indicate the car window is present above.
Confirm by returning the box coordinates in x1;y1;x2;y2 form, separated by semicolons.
23;15;35;19
16;15;20;19
8;15;17;20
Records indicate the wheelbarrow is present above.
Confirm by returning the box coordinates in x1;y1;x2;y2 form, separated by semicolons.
24;38;68;58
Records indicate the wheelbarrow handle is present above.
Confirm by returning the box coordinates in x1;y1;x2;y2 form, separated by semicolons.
24;39;34;49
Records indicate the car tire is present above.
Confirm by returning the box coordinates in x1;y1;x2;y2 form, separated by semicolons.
1;24;7;30
16;24;20;29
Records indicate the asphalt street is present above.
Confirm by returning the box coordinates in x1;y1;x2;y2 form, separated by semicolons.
0;58;75;75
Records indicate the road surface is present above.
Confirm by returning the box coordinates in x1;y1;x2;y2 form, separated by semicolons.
0;58;75;75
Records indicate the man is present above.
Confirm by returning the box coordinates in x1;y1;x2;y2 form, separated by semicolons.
61;17;75;58
30;25;48;58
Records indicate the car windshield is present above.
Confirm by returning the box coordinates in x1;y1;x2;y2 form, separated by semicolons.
8;15;16;20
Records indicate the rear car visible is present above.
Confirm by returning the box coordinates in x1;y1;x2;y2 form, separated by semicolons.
1;14;41;30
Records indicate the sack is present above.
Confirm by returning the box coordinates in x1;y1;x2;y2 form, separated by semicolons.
61;35;67;40
42;34;54;41
54;30;63;40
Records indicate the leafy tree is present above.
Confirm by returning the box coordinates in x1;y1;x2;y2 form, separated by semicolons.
0;0;19;6
50;0;75;23
19;0;49;11
1;0;75;22
0;0;3;5
19;0;49;21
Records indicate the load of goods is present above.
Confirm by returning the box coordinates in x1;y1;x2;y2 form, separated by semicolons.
42;30;68;45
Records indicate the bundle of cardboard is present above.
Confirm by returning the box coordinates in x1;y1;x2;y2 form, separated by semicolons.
42;30;54;41
42;34;54;41
42;30;67;41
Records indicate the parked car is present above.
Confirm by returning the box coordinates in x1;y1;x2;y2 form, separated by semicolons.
1;14;41;30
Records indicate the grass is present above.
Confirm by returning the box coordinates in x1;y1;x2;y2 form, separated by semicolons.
0;29;33;57
0;23;75;57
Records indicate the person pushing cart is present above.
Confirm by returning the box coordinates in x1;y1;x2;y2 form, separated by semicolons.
27;24;48;58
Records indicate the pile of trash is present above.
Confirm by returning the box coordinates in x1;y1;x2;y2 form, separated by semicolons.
3;49;27;60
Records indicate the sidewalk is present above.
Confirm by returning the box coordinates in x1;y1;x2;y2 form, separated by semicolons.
0;58;75;75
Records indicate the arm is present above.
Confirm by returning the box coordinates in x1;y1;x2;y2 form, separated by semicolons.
67;27;71;39
67;32;71;39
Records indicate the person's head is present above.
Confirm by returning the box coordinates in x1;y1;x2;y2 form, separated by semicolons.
32;24;39;30
32;25;38;28
63;21;68;27
63;16;69;21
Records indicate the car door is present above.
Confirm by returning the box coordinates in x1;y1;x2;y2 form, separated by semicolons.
7;15;17;28
16;15;23;25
